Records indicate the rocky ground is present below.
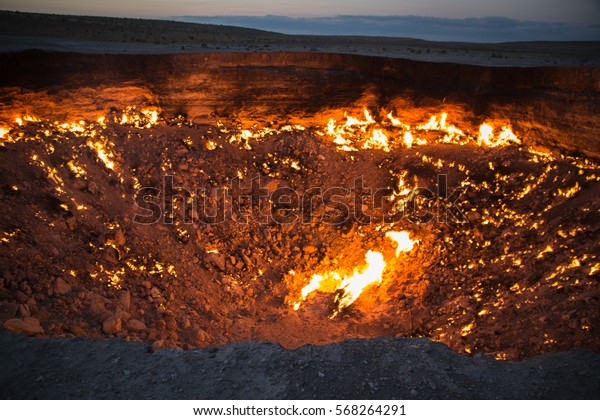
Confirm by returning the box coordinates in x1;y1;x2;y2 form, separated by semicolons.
1;330;599;399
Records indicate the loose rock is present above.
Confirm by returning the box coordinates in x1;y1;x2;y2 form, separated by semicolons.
205;253;226;271
112;228;126;246
152;340;164;351
89;294;106;315
102;317;122;335
54;277;72;295
4;317;44;335
126;319;147;332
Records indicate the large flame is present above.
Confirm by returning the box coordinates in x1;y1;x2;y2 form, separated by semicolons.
292;250;386;315
7;107;522;156
332;250;386;317
293;230;415;316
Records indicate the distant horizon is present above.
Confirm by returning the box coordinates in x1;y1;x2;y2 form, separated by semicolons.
3;0;600;23
171;14;599;43
1;9;599;43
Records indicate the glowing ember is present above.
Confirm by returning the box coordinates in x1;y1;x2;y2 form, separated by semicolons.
385;231;416;257
403;131;414;148
461;322;474;337
67;160;87;178
87;139;116;170
557;182;581;199
536;245;554;259
1;229;19;244
206;140;218;151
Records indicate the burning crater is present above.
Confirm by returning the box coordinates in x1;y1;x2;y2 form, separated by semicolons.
0;51;598;360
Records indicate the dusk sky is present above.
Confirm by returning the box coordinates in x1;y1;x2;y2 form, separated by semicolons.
1;0;599;41
2;0;599;24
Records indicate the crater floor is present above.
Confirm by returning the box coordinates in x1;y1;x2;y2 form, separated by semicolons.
1;107;598;360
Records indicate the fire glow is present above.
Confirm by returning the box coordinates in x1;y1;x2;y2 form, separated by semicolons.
292;231;416;317
2;102;598;358
317;109;520;152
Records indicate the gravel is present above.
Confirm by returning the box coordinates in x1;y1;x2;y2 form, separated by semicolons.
1;331;598;399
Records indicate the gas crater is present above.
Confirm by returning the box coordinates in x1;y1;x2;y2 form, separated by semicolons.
0;51;598;360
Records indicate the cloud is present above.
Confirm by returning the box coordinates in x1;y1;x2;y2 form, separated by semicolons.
173;15;600;42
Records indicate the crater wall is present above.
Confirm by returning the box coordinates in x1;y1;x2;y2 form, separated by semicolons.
1;51;599;157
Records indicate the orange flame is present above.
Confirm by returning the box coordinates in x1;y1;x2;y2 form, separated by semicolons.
320;109;520;151
332;250;386;317
385;231;416;257
477;123;520;147
293;250;386;316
